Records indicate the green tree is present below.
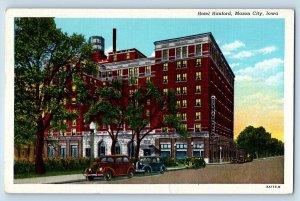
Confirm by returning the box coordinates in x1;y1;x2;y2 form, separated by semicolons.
85;80;126;154
125;81;188;161
15;18;96;174
236;126;284;158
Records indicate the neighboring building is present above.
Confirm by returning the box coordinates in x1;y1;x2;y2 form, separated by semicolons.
44;29;235;163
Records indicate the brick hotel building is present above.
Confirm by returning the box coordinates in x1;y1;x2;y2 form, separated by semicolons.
43;30;235;163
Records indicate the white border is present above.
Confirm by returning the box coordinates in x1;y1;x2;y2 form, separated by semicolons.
5;9;294;194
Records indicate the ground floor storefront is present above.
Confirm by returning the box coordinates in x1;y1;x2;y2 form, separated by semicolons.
41;132;236;164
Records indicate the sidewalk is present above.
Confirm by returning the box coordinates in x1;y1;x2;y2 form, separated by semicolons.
14;166;186;184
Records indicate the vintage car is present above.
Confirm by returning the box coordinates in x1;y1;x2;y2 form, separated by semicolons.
84;155;135;181
135;156;166;175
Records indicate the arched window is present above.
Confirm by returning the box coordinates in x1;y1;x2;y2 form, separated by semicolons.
48;145;55;158
115;142;121;154
97;141;106;157
127;141;135;158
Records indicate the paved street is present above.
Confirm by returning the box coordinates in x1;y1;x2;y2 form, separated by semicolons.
14;156;283;184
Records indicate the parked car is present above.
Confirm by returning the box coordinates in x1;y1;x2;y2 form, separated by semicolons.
136;156;166;175
84;155;135;181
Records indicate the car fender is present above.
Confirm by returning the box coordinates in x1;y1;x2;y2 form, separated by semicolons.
102;167;116;176
127;167;135;174
161;165;166;171
142;165;152;172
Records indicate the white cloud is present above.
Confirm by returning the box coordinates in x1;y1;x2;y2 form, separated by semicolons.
230;63;240;68
221;41;245;52
265;72;284;86
232;51;254;59
237;58;284;75
235;75;252;81
257;46;277;55
150;51;155;57
232;46;277;59
104;46;113;55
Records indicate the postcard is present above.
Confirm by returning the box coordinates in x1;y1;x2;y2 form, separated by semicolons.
5;9;294;194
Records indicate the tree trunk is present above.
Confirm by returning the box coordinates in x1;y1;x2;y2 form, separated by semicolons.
111;139;116;155
35;118;46;175
134;138;141;162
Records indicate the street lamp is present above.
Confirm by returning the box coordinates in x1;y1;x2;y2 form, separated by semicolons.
220;146;222;163
89;121;96;165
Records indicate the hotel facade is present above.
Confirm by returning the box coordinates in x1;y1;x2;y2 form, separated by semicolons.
44;30;235;163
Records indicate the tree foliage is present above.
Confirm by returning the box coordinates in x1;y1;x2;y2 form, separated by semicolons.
14;17;96;174
236;126;284;158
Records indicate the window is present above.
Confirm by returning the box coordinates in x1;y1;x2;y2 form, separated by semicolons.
176;100;181;108
113;54;117;61
176;87;181;95
176;47;181;59
176;144;187;149
72;119;76;126
182;46;187;58
182;100;187;108
196;99;201;107
163;88;168;95
196;44;202;55
129;89;134;96
181;123;187;129
126;52;130;59
108;71;112;77
48;145;55;158
196;85;201;93
116;157;122;163
147;99;151;105
195;123;201;132
72;85;76;92
115;142;121;154
60;145;66;158
182;87;187;95
163;63;168;71
98;142;106;157
63;98;67;105
196;58;202;66
146;110;150;117
196;112;201;120
83;75;86;81
176;61;181;68
163;75;168;83
71;97;76;104
129;68;134;76
177;112;181;119
117;69;122;77
182;60;187;68
123;157;129;162
182;113;187;121
162;49;168;61
71;128;76;135
182;73;187;81
196;72;201;80
71;145;78;158
145;66;151;75
160;143;171;149
134;67;139;76
132;77;138;85
85;148;91;157
162;127;168;133
146;77;151;82
176;74;181;82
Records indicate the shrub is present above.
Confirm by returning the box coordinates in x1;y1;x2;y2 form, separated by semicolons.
14;160;35;175
14;158;92;176
184;157;206;169
161;157;178;167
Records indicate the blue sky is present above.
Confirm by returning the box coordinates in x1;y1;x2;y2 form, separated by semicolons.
55;18;285;140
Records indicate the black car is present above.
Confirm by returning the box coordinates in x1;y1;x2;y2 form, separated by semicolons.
136;156;166;175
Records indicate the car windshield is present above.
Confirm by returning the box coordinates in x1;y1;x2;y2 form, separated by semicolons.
100;157;114;162
140;157;152;163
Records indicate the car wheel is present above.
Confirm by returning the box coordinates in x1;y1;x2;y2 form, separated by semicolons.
160;167;165;174
128;170;134;178
144;168;151;176
87;176;94;181
104;171;112;181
